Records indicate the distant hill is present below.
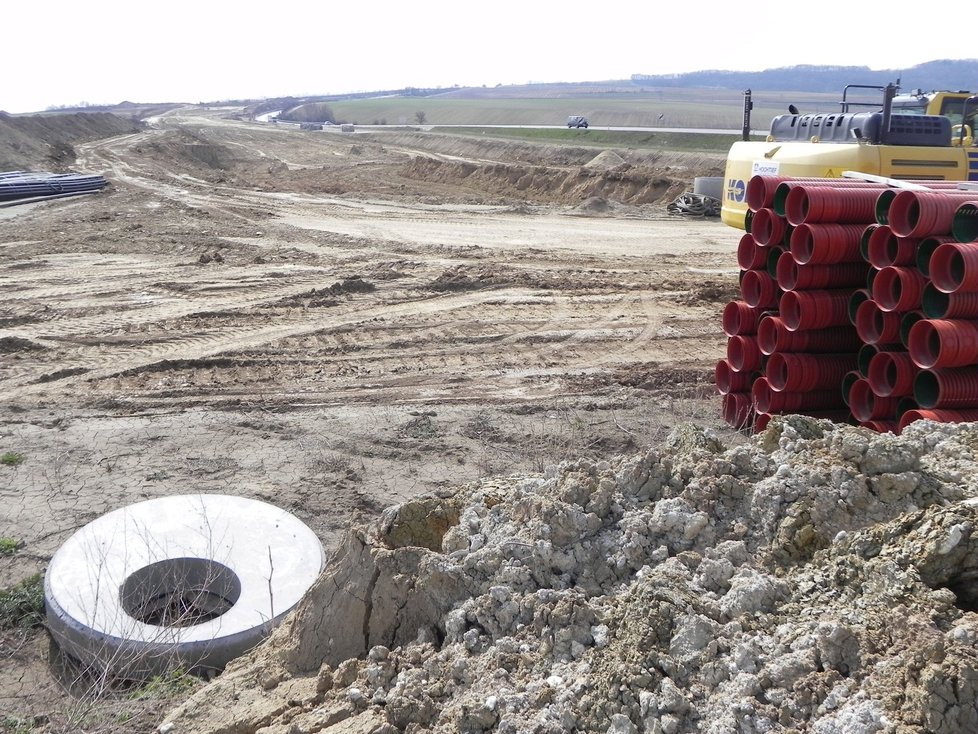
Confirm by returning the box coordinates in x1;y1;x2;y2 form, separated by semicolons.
22;59;978;124
629;59;978;93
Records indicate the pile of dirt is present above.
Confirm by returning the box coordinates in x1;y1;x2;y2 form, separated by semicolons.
401;156;684;208
161;416;978;733
0;112;142;170
584;150;627;170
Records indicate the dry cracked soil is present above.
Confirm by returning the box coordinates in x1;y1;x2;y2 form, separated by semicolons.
0;107;740;731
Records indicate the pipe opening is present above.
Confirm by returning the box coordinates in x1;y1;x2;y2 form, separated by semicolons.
875;190;896;225
841;370;860;406
848;289;870;325
952;202;978;244
120;558;241;628
900;311;924;349
922;284;949;319
914;370;941;409
857;343;879;377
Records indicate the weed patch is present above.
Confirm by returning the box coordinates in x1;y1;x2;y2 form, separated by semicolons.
0;574;44;630
0;537;22;555
0;452;24;467
130;669;199;701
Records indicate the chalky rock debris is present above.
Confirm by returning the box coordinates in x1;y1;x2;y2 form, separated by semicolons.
162;417;978;733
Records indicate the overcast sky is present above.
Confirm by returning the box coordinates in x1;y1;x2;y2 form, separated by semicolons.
6;1;973;113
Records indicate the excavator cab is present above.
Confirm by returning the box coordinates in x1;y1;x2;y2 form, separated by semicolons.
891;89;976;146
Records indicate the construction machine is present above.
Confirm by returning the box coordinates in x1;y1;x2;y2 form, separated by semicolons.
720;83;978;229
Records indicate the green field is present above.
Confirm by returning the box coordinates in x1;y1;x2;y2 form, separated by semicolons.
432;127;747;154
288;87;841;133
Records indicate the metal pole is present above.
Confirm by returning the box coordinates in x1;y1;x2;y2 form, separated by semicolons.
742;89;753;141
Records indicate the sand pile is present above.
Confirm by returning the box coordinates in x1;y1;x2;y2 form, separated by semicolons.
161;416;978;733
584;151;626;171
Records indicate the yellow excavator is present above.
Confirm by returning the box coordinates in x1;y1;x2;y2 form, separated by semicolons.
720;83;978;229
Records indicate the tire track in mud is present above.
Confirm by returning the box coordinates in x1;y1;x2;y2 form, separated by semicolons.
0;288;548;400
92;288;722;408
12;115;736;408
0;261;338;337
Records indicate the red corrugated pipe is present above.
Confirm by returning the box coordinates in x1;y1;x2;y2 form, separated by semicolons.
951;201;978;243
921;283;978;319
899;407;978;431
861;223;882;261
757;315;861;355
875;183;965;227
875;190;897;226
866;225;919;268
715;359;755;395
899;311;924;349
848;377;901;422
848;289;871;326
727;334;764;372
740;269;780;308
871;266;928;312
773;180;884;218
751;208;788;247
914;367;978;408
752;377;843;414
887;190;978;238
722;300;764;336
775;252;867;291
929;241;978;294
784;185;885;226
737;233;768;271
790;222;867;265
916;235;957;277
867;350;916;397
765;352;857;392
907;319;978;368
780;289;854;330
746;176;798;213
722;392;754;429
865;267;878;293
854;299;903;345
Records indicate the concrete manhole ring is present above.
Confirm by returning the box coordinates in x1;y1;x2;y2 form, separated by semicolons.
44;494;325;678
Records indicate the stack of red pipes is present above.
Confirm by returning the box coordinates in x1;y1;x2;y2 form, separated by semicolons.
717;174;978;433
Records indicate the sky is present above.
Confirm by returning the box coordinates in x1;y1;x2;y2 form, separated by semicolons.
5;1;974;114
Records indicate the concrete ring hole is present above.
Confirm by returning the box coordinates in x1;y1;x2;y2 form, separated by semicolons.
120;557;241;628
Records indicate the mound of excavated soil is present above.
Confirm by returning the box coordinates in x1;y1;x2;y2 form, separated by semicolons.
0;112;142;170
400;156;683;208
584;150;626;170
162;416;978;733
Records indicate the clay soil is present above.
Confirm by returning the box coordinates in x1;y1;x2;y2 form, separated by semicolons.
0;108;739;730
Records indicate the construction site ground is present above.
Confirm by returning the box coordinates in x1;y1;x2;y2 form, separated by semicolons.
0;108;738;730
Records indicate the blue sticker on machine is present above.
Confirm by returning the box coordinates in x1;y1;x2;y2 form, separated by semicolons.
726;179;746;202
969;151;978;180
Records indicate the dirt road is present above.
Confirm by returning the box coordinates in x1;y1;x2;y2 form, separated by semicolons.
0;109;740;729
